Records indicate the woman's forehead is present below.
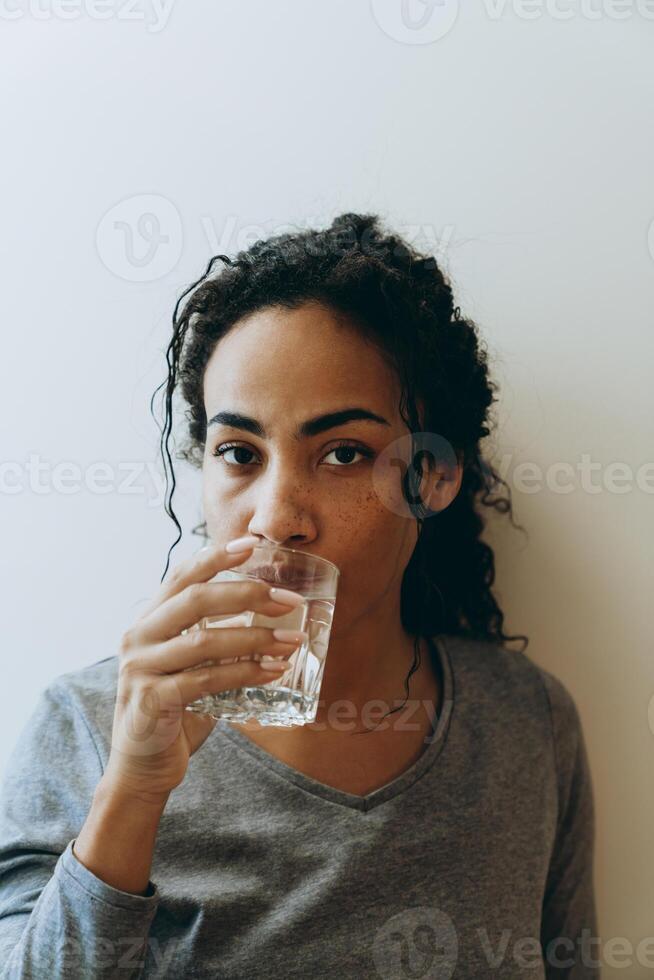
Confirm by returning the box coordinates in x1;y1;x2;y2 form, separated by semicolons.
204;309;403;419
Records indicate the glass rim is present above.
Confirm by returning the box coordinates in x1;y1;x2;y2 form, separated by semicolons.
249;541;340;579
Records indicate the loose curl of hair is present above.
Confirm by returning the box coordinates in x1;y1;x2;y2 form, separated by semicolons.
150;211;529;732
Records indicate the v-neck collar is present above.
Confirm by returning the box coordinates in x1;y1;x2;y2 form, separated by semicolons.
214;634;454;813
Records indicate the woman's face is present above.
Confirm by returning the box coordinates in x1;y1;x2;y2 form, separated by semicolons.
201;301;456;634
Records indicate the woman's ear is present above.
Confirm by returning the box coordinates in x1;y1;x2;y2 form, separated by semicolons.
419;457;463;514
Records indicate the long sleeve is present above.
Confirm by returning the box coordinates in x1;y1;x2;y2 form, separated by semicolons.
0;680;160;979
539;669;601;978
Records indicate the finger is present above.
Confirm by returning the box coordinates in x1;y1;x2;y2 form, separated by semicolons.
136;579;305;645
143;625;306;674
161;657;293;708
134;542;257;626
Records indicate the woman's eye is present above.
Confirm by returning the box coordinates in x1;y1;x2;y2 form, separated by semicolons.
322;444;374;466
212;444;258;466
211;442;374;468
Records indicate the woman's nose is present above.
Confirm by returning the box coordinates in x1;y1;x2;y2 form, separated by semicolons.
246;485;317;546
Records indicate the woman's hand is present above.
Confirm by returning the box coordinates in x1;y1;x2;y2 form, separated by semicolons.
103;541;306;803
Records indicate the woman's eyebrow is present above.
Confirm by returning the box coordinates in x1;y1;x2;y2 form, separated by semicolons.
207;407;391;440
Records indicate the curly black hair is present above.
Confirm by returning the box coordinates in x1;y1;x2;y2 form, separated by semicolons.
150;211;529;730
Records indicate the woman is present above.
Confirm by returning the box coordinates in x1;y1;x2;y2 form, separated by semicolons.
0;213;599;978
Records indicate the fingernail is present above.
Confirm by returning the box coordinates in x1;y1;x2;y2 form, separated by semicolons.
225;535;260;553
260;660;288;671
272;629;308;645
268;587;306;607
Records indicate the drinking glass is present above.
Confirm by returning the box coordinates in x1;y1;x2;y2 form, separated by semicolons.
182;542;340;727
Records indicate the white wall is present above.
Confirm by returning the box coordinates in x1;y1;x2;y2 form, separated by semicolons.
1;0;652;971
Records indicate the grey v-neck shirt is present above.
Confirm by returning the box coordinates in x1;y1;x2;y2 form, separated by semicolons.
0;634;600;978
